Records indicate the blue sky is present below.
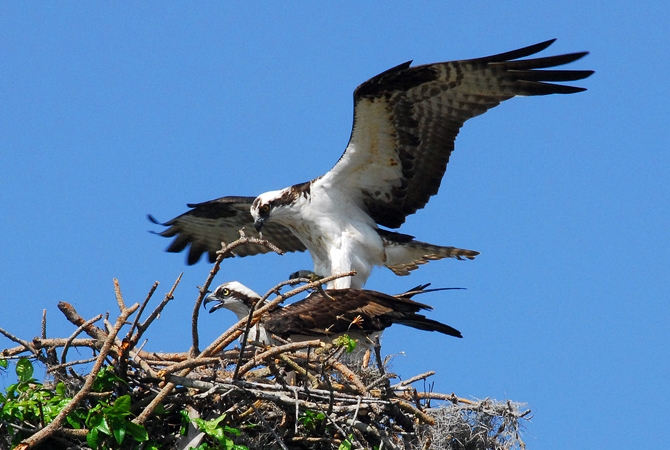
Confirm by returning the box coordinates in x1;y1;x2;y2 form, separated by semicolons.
1;3;668;448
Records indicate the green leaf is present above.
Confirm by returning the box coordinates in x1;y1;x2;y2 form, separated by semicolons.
103;394;131;417
0;358;8;369
208;414;227;428
96;416;112;436
223;425;241;437
333;334;357;353
87;427;99;449
113;422;126;444
125;421;149;442
338;435;354;450
210;426;226;443
66;414;82;429
55;381;66;397
15;358;34;382
93;366;126;392
88;412;104;429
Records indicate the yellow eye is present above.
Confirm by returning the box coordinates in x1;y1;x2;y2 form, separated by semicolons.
221;288;230;297
261;204;270;213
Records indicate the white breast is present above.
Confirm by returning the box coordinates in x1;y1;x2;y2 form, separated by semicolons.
274;185;385;288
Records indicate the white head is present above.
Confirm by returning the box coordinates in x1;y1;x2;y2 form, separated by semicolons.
204;281;261;320
250;182;311;231
204;281;274;345
250;189;285;231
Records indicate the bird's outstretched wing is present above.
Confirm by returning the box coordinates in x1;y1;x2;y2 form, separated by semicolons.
149;196;306;265
264;288;462;338
321;39;594;228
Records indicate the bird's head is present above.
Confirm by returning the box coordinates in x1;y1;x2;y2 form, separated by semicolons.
203;281;261;320
251;190;280;232
251;185;305;231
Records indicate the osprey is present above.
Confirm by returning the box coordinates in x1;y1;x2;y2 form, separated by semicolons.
203;281;462;351
151;39;593;288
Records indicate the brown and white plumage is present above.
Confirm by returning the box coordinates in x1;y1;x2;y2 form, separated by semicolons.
152;39;593;287
149;197;307;265
203;281;462;349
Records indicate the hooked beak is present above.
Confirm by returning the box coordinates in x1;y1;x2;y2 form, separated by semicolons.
203;294;225;313
254;217;265;232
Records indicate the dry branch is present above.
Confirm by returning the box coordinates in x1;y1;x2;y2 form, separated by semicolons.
17;303;140;449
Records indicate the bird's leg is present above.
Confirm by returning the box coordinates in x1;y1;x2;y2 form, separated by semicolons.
287;270;324;285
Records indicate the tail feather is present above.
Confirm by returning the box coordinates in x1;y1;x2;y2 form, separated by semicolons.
384;238;479;276
397;316;463;338
396;283;466;299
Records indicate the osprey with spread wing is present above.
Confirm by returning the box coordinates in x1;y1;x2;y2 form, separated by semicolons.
151;39;593;288
203;281;462;351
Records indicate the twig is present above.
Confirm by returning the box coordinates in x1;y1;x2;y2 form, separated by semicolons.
246;398;290;450
60;314;104;365
236;340;323;378
414;392;473;404
157;357;222;376
0;326;38;357
47;357;98;372
18;302;139;449
41;310;47;340
278;354;320;388
164;375;375;413
127;280;159;344
133;380;176;425
392;398;435;425
395;371;436;387
191;230;285;358
57;302;107;341
136;274;182;343
349;419;398;450
330;359;368;395
1;339;98;358
113;278;125;312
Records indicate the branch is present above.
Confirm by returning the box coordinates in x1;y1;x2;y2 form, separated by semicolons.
236;340;323;378
113;278;125;312
127;280;159;344
0;326;38;358
60;314;103;365
18;302;139;449
136;274;182;342
191;230;285;357
57;302;107;341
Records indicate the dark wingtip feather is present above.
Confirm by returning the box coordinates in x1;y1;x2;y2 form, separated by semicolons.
477;39;557;63
147;214;165;226
517;80;589;95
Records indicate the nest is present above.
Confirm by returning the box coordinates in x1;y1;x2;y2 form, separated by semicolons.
0;235;530;449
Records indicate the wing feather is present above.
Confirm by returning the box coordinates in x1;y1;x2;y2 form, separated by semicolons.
149;196;306;264
263;288;461;338
320;39;593;228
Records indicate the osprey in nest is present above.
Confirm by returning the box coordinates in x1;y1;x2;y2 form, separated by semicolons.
151;39;593;288
203;281;463;352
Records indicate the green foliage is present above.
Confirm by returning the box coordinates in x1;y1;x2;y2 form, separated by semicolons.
0;358;150;449
338;435;354;450
298;409;326;434
332;334;357;353
1;358;70;446
92;365;127;392
181;411;248;450
85;394;148;449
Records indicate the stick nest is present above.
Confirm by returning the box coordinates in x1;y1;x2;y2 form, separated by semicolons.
1;235;531;449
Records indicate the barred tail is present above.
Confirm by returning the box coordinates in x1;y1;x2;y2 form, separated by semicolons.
383;237;479;276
